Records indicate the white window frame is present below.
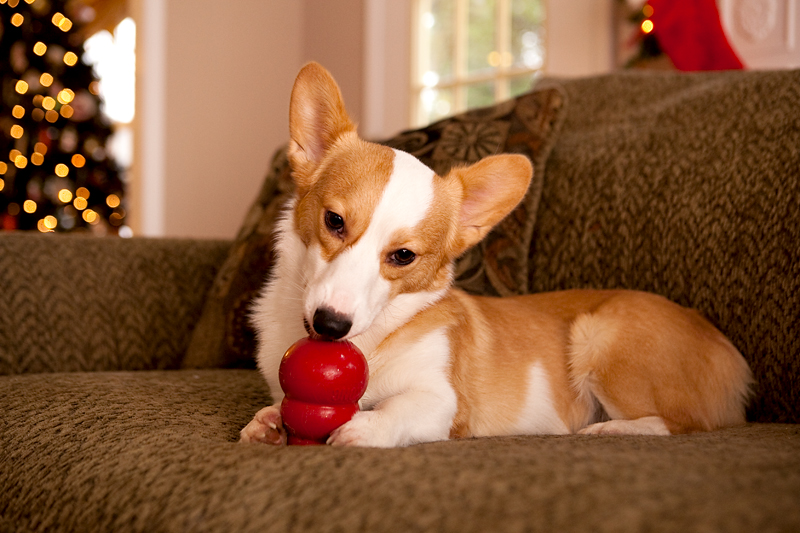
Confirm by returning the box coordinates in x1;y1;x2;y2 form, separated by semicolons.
411;0;546;127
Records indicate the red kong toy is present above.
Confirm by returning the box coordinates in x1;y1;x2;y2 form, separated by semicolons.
279;338;369;445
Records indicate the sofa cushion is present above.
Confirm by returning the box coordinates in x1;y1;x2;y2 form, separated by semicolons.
1;370;798;532
530;69;800;423
0;235;229;375
183;86;567;369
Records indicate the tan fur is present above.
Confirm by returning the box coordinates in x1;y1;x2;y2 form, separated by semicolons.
276;62;753;441
434;289;752;437
294;134;395;257
289;62;535;305
288;63;357;197
450;155;533;252
375;172;464;299
565;291;753;433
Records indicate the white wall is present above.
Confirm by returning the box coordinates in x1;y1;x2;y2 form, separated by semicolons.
303;0;366;126
546;0;614;76
132;0;304;239
362;0;412;140
131;0;615;239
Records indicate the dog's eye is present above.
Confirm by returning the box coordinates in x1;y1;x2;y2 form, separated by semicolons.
389;249;416;266
325;211;345;235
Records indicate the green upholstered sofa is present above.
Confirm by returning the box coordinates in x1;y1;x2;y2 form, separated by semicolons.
2;69;799;532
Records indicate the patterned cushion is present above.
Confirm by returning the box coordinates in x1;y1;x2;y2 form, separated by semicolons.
183;86;567;369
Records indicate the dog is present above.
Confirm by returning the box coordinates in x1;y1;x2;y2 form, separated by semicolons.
240;62;753;447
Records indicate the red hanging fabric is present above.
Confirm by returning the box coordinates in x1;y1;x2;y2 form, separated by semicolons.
648;0;745;70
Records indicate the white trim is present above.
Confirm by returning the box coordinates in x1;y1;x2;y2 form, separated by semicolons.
131;0;165;236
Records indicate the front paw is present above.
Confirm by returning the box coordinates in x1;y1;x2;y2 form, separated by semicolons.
327;411;394;448
240;405;287;445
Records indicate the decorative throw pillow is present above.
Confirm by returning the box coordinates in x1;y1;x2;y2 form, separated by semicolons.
183;85;566;369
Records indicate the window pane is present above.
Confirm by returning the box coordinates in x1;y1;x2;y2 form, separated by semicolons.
413;0;546;128
511;0;545;69
84;18;136;124
467;0;496;74
421;0;455;82
419;87;455;124
466;80;495;109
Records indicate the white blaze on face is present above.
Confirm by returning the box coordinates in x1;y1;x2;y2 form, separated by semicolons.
304;149;436;338
305;150;434;338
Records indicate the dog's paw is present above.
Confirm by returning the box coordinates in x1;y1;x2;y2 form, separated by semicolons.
327;411;395;448
240;405;287;445
578;417;671;436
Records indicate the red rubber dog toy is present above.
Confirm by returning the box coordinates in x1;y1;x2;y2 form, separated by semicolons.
279;338;368;445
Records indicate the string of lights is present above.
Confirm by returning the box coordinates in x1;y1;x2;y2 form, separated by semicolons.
619;1;665;68
1;0;126;234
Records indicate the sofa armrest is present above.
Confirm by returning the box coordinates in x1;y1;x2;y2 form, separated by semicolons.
0;233;230;374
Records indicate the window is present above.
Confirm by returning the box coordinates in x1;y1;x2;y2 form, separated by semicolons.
83;17;136;173
412;0;546;126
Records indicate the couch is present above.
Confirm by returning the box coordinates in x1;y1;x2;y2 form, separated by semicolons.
2;69;799;532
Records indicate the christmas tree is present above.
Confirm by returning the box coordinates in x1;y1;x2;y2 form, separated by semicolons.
617;0;667;69
1;0;126;234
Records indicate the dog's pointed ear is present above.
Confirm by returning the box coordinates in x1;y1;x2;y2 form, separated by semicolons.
288;62;356;196
451;154;533;253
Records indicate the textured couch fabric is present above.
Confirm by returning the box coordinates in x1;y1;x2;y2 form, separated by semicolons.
2;70;800;532
0;235;230;374
1;370;798;533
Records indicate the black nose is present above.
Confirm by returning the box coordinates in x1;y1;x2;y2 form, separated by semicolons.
312;307;352;340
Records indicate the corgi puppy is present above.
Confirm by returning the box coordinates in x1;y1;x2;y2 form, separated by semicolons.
240;62;752;447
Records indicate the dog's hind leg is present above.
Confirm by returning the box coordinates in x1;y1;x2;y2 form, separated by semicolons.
578;416;671;435
566;291;751;435
567;305;691;436
567;313;675;435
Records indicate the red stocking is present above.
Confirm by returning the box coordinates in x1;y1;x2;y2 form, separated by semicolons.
649;0;745;70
